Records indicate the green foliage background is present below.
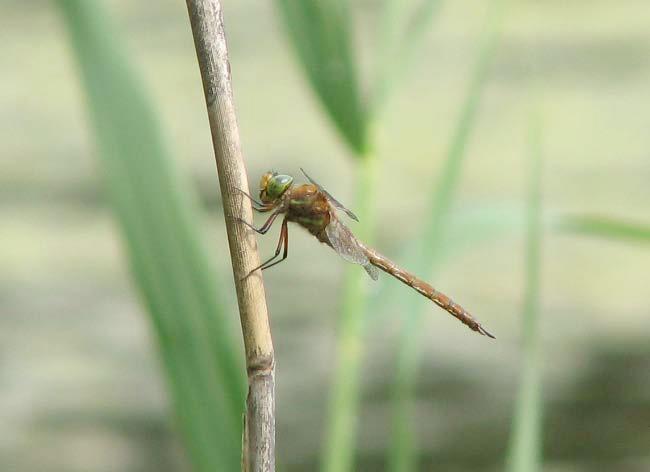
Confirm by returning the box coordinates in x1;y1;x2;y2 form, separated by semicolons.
1;1;649;471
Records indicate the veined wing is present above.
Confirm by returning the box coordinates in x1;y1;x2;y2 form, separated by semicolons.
325;217;379;281
300;168;359;222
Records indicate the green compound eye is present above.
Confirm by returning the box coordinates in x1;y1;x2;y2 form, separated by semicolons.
266;174;294;200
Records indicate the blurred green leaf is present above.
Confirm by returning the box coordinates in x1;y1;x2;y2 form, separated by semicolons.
274;0;368;154
372;0;442;118
58;1;245;471
385;1;507;470
443;203;526;251
322;154;378;472
506;109;544;472
274;1;478;470
558;215;650;244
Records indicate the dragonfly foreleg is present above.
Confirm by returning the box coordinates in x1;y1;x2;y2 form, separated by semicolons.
235;187;274;212
243;217;289;278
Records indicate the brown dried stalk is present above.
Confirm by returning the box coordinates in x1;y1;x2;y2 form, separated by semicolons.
185;1;275;470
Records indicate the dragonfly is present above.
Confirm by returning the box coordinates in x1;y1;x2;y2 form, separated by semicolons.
238;169;494;338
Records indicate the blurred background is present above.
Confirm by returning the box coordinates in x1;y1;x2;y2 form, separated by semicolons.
1;0;649;471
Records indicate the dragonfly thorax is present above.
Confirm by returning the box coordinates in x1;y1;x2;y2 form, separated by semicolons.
259;171;294;203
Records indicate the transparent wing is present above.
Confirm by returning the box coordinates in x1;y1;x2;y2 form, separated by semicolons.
300;168;359;221
364;263;380;281
325;217;379;281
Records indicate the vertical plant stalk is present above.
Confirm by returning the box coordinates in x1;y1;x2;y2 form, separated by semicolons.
185;2;275;470
506;110;544;472
322;151;378;472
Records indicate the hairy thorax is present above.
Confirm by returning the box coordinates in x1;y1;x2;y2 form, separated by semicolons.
284;184;331;237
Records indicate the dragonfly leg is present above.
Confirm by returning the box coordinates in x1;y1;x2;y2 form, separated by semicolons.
258;218;289;272
243;217;288;278
238;210;281;235
236;187;274;212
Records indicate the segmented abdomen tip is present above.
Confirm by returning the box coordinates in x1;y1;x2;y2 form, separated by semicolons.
479;325;496;339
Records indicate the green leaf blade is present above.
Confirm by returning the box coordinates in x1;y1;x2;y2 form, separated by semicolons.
57;2;245;470
322;153;379;472
275;0;368;154
558;216;650;244
506;109;544;472
386;1;508;470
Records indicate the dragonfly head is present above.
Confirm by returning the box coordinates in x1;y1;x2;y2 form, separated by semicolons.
259;171;294;203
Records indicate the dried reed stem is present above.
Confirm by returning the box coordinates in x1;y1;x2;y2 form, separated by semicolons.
185;1;275;470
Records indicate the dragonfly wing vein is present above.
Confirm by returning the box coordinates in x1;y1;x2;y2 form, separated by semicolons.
364;264;380;281
325;218;377;282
